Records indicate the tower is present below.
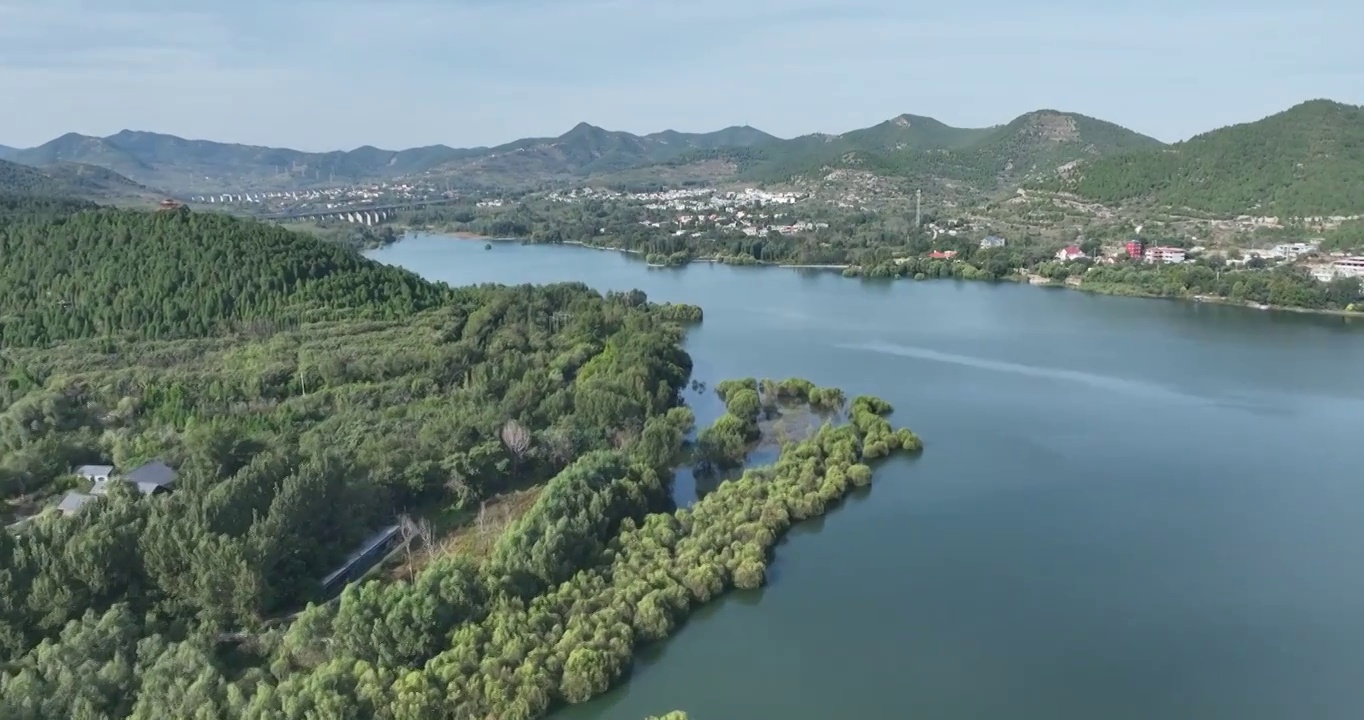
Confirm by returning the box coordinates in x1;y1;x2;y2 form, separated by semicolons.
915;189;922;227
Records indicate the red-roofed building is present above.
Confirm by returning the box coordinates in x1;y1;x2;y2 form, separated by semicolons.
1055;245;1086;261
929;250;958;260
1125;240;1144;259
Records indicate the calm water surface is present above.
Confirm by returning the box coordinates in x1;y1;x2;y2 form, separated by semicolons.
369;234;1364;720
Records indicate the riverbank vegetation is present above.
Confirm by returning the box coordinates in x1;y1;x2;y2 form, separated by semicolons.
400;196;1363;313
294;221;403;251
843;252;1364;313
0;371;921;718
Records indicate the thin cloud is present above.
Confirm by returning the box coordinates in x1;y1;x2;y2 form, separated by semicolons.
0;0;1359;150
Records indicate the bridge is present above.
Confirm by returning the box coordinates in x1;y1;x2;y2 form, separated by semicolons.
257;198;463;225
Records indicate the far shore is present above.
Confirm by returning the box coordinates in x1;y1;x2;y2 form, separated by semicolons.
413;231;1362;320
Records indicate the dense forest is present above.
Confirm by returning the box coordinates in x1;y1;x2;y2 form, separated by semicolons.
0;197;922;718
0;372;919;718
0;204;445;346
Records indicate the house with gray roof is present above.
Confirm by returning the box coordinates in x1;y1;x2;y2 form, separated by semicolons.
60;460;178;516
76;465;114;483
123;460;177;495
56;492;97;516
88;459;177;497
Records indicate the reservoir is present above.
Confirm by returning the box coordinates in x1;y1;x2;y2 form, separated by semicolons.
369;233;1364;720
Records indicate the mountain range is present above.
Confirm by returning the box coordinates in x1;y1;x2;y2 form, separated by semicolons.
3;124;781;195
4;99;1362;216
3;111;1159;196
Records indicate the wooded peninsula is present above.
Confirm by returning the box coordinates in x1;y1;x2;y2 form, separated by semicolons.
0;197;922;719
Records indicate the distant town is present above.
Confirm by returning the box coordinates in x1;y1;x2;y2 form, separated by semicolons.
189;180;454;214
548;186;829;238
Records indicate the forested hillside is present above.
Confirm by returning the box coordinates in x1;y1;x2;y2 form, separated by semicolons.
1052;99;1364;215
0;159;68;196
0;158;161;203
0;205;445;346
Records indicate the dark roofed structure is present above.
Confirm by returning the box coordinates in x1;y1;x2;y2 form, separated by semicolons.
57;492;97;515
123;459;176;495
88;459;177;497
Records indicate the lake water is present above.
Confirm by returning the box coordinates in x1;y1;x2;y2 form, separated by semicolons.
369;234;1364;720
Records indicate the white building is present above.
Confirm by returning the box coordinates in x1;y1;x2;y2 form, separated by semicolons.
1270;241;1319;258
1333;256;1364;278
1144;246;1186;264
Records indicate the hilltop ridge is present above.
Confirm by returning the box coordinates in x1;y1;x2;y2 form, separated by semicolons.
1044;99;1364;216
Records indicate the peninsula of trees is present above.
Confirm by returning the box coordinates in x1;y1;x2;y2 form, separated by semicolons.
0;196;923;718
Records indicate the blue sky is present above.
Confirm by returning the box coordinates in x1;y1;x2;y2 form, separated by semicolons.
0;0;1359;151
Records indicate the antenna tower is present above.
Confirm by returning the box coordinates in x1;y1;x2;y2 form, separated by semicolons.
915;189;922;227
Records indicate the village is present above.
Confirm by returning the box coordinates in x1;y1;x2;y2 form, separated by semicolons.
1039;237;1364;281
548;186;832;237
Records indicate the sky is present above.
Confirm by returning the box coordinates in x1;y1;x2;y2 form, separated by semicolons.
0;0;1360;151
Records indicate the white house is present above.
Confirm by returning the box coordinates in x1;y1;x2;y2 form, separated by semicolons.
1144;246;1187;264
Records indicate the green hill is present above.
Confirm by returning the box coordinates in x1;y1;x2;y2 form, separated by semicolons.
1050;100;1364;216
9;131;468;193
0;158;162;203
719;109;1163;191
0;159;70;196
0;144;17;160
0;205;447;346
445;122;781;185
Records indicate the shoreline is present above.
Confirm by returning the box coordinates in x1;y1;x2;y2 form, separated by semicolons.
409;231;1363;320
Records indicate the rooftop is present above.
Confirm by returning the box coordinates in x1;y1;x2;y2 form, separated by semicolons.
124;460;176;491
56;492;97;514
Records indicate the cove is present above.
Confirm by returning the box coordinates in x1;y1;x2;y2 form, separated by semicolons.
368;233;1364;720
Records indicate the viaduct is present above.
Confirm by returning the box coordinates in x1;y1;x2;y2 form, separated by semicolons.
257;198;462;225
